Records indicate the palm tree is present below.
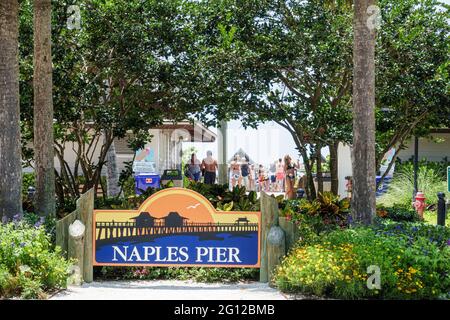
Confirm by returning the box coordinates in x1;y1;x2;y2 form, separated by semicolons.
106;141;121;197
351;0;377;225
33;0;55;216
0;0;23;221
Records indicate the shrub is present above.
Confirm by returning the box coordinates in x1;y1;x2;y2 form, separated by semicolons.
22;173;35;197
96;266;258;283
280;192;350;232
275;222;450;299
398;158;450;181
378;162;449;208
95;182;260;212
187;182;260;211
0;221;71;299
372;219;450;249
22;212;57;245
376;205;422;222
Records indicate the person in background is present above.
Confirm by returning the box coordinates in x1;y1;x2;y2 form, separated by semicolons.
258;164;270;192
187;153;202;182
276;158;285;192
230;155;242;188
249;164;256;191
284;155;298;199
241;156;250;189
269;161;276;191
201;150;218;185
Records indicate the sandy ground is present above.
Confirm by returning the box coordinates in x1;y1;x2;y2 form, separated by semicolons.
50;280;288;300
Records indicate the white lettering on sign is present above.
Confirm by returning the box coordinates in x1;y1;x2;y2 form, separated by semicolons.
110;246;242;263
195;247;242;263
112;246;128;261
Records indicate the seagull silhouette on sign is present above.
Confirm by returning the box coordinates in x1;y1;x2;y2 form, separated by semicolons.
186;203;201;209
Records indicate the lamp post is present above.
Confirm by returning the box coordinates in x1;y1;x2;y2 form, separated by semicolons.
413;136;419;202
217;120;228;184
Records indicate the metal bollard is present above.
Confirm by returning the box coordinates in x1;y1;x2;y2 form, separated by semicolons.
296;188;305;199
27;186;36;200
437;192;446;226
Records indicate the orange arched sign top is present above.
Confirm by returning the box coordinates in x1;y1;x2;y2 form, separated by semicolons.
137;188;217;224
93;188;261;268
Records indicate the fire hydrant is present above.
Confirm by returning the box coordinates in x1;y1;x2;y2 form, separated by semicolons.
413;191;426;219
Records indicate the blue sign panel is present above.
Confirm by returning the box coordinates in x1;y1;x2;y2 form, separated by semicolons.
93;188;261;268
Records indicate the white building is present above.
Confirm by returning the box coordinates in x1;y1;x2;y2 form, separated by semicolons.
397;129;450;163
25;121;216;177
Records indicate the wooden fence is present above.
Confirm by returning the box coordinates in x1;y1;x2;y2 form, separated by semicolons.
56;188;94;283
259;191;300;285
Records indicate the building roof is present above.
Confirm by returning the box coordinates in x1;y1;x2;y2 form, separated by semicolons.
155;121;216;143
161;211;189;220
228;148;255;164
131;212;156;220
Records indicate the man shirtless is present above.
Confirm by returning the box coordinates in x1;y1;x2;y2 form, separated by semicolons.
230;155;242;188
201;151;218;184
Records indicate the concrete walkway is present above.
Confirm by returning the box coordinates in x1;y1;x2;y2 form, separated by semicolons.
50;280;288;300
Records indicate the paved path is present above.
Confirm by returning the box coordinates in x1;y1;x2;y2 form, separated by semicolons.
50;280;288;300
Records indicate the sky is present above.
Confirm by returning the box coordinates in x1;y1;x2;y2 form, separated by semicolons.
184;0;450;166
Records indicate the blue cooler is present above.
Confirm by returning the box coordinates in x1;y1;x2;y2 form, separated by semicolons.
135;173;161;194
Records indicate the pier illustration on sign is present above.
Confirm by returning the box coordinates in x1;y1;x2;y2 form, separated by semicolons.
95;211;258;243
93;188;261;267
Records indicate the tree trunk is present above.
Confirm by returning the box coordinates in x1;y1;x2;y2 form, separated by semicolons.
316;148;323;195
298;147;316;200
351;0;377;225
106;140;121;197
329;141;339;195
0;0;23;221
33;0;55;217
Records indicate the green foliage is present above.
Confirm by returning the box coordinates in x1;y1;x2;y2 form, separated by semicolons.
19;0;200;203
22;212;57;245
0;221;71;299
186;182;260;211
275;221;450;299
280;192;350;231
378;161;450;207
424;210;450;227
120;176;137;198
96;266;258;283
189;0;449;193
375;0;450;164
398;158;450;181
376;204;422;222
372;219;450;249
21;173;35;197
95;182;260;212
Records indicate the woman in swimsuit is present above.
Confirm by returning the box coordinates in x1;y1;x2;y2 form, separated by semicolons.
275;158;285;192
258;164;270;192
230;155;242;188
284;155;297;199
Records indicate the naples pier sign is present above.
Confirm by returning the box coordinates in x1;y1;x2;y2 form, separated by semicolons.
93;188;261;267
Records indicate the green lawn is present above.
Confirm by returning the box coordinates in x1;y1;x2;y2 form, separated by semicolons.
423;210;450;227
